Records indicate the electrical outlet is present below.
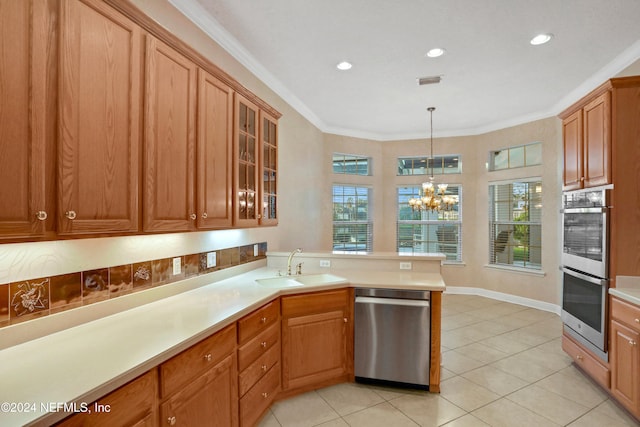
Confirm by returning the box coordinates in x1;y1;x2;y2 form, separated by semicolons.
254;244;259;256
206;252;217;268
319;260;331;268
172;257;182;275
399;262;412;270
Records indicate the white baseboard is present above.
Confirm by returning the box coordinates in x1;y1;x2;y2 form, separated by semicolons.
444;286;561;316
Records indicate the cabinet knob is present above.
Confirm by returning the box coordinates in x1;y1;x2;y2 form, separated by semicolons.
36;211;48;221
65;210;76;220
580;177;585;182
202;212;208;219
260;316;267;324
167;416;177;426
261;341;267;348
630;340;637;346
261;392;268;399
189;213;197;220
344;317;348;323
261;364;267;372
635;318;639;324
576;354;583;361
204;354;212;362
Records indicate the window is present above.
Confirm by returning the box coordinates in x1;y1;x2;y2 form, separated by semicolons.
489;180;542;270
397;186;462;261
332;185;372;252
489;142;542;171
397;155;461;176
332;153;371;175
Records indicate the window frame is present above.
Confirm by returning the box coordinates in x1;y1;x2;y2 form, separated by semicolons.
332;153;372;176
332;184;373;252
397;155;462;176
396;185;462;262
488;179;542;271
488;142;542;171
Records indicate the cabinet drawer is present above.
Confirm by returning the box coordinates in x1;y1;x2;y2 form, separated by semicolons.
238;299;280;344
160;324;236;397
239;342;279;397
562;333;610;389
611;297;640;330
240;363;280;427
282;289;349;317
238;321;279;372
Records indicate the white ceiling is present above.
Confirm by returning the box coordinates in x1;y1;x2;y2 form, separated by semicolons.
171;0;640;140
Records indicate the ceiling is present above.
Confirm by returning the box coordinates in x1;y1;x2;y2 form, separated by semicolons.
170;0;640;140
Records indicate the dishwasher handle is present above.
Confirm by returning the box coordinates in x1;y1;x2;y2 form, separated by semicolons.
355;296;430;308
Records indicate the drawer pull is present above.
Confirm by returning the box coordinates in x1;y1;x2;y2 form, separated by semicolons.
261;341;267;348
262;392;269;399
260;316;267;323
204;354;212;362
576;354;583;361
261;364;268;372
167;416;177;426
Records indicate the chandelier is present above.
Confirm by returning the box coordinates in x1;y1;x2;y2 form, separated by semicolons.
408;107;457;212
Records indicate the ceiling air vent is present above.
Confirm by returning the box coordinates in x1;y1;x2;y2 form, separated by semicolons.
417;75;442;86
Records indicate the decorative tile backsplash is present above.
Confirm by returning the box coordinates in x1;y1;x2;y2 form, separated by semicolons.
0;242;267;329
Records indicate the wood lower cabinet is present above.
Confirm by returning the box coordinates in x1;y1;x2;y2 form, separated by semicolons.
159;324;238;427
237;300;281;427
610;297;640;419
561;332;610;390
281;289;353;394
55;370;158;426
0;0;54;239
57;0;142;235
143;35;197;233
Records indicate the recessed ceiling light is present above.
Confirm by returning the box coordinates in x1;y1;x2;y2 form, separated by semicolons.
426;48;446;58
530;33;553;45
336;61;352;71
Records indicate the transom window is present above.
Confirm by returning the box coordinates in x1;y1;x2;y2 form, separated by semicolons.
488;180;542;270
332;185;372;252
397;186;462;261
332;153;371;175
489;142;542;171
397;155;461;176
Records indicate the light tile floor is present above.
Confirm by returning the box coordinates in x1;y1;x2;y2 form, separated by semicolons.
258;294;640;427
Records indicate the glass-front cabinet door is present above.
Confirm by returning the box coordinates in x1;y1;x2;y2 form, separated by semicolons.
234;94;259;227
260;111;278;225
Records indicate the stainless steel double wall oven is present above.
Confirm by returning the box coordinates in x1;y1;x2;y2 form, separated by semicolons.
561;186;611;360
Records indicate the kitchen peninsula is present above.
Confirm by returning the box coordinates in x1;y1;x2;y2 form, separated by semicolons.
0;252;445;427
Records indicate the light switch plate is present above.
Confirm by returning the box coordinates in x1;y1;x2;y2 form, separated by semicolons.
172;257;182;275
206;252;217;268
319;260;331;268
399;262;412;270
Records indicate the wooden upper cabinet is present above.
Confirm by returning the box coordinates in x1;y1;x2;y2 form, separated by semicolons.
197;69;233;229
260;112;278;226
234;94;260;227
0;0;53;239
143;35;197;232
561;90;611;190
58;0;142;235
583;91;611;188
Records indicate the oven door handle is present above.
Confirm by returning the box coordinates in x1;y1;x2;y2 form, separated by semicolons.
560;207;609;214
560;266;608;286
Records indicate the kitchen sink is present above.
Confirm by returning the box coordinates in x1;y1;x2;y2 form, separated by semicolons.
255;273;347;288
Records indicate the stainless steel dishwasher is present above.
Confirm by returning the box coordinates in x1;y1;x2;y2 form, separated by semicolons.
354;288;431;389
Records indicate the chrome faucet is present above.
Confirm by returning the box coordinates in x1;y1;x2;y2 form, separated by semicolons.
287;248;302;275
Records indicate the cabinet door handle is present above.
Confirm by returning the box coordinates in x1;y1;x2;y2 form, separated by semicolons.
36;211;48;221
635;318;639;324
630;340;637;346
167;416;176;426
204;354;212;362
344;317;348;323
260;316;267;324
261;364;267;372
261;341;267;348
202;212;208;219
261;392;269;399
65;210;76;220
189;213;197;220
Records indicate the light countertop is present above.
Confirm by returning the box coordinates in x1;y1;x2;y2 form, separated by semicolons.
610;276;640;306
0;266;444;427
